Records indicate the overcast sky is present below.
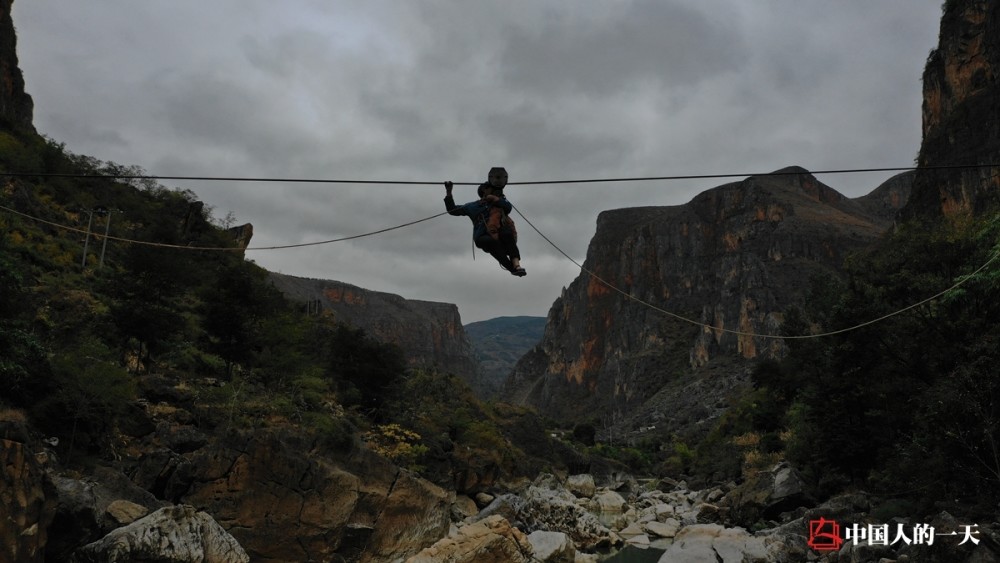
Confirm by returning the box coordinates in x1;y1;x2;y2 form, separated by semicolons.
12;1;943;323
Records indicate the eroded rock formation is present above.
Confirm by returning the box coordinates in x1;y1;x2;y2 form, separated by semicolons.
159;428;451;562
506;168;909;432
906;0;1000;218
0;0;34;131
269;273;481;386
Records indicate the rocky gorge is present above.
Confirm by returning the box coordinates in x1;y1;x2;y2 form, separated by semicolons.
4;0;1000;562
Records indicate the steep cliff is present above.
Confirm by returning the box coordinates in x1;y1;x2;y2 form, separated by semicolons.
905;0;1000;218
0;0;33;131
506;168;910;433
268;273;481;386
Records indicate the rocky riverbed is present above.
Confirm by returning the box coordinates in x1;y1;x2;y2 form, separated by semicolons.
411;466;1000;563
7;428;1000;563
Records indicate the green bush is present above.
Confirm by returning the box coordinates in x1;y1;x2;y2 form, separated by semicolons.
37;342;135;455
304;412;354;452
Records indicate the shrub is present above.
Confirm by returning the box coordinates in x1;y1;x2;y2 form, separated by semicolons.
363;423;428;471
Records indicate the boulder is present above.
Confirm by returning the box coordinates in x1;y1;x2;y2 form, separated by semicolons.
711;527;770;562
71;504;248;563
591;490;627;513
179;429;450;562
523;483;619;550
659;524;726;563
1;440;55;563
527;530;576;563
407;515;533;563
478;476;617;551
105;500;149;527
46;468;168;561
618;522;645;539
475;492;496;507
625;533;650;546
644;519;680;538
723;462;812;526
566;474;597;498
657;524;776;563
452;494;480;520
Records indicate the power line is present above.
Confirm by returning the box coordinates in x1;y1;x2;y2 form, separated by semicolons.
0;203;447;251
510;203;1000;341
1;163;998;186
4;165;999;341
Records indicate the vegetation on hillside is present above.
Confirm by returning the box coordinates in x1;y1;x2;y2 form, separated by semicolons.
699;212;1000;520
0;127;552;486
6;122;1000;519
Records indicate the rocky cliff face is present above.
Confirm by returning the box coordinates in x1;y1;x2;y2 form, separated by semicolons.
0;0;34;131
268;273;481;386
905;0;1000;218
506;168;910;433
163;428;451;562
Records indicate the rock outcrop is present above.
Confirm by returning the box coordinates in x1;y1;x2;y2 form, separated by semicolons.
905;0;1000;218
1;439;54;563
71;505;249;563
506;168;909;432
154;428;451;562
407;515;534;563
269;273;481;385
0;0;34;131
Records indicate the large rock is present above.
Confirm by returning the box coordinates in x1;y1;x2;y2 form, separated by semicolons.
645;519;680;538
526;530;576;563
566;473;597;498
478;475;618;551
658;524;773;563
0;440;54;563
71;504;249;563
723;462;812;526
46;466;169;562
407;515;533;563
176;428;451;562
590;490;627;514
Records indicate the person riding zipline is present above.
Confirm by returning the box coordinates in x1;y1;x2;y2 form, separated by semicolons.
444;167;526;277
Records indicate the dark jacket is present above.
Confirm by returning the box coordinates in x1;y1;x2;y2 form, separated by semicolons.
444;191;513;241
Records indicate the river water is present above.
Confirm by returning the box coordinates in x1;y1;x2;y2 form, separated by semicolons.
600;543;668;562
592;509;672;562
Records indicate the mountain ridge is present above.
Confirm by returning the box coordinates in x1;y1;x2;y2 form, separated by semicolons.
505;167;911;436
267;272;482;388
464;316;546;399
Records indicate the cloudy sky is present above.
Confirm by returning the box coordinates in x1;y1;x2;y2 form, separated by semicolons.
12;1;943;323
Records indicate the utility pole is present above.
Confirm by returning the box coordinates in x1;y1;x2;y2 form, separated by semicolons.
97;207;113;269
81;209;94;268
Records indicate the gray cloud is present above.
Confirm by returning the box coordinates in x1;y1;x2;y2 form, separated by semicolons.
498;1;746;96
11;0;944;322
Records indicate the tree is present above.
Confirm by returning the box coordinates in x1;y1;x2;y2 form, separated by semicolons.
106;242;190;372
313;321;406;414
0;249;50;405
201;258;284;379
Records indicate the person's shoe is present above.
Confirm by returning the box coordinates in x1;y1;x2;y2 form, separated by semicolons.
511;267;527;277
